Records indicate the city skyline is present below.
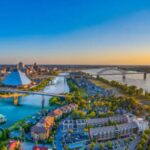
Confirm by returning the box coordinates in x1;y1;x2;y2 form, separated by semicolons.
0;0;150;64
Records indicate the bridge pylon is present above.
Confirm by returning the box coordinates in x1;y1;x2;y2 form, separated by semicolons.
122;74;126;80
97;75;100;79
144;72;147;80
14;96;18;105
41;95;45;110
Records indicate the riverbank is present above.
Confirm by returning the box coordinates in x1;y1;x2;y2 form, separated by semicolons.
30;77;52;91
66;78;87;97
89;78;112;90
90;78;124;97
94;77;150;107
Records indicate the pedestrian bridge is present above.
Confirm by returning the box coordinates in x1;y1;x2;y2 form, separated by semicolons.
0;88;66;98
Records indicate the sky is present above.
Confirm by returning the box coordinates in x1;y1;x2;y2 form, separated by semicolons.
0;0;150;65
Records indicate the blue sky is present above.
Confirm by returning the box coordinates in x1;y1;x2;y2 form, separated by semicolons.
0;0;150;64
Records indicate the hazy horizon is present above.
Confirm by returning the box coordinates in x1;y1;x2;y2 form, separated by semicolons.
0;0;150;65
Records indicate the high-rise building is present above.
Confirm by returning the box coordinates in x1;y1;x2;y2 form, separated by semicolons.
17;62;25;71
33;62;38;71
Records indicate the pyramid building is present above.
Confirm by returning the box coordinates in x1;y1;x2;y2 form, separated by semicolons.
3;69;32;87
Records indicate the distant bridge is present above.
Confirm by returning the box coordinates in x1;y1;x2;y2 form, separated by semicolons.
0;88;66;98
96;67;147;79
97;72;145;76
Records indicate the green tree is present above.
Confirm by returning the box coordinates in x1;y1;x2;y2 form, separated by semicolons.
107;141;113;149
64;145;69;150
65;94;73;103
88;112;96;118
145;129;150;135
48;136;54;144
139;138;146;145
99;143;104;150
137;144;143;150
90;142;95;150
1;146;7;150
2;129;9;140
72;110;86;119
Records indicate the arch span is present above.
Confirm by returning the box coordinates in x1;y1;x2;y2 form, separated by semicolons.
97;67;126;75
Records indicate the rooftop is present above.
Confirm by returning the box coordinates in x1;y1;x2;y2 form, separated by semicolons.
90;122;138;136
2;69;31;86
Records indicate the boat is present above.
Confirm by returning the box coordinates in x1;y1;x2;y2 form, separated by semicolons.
0;114;7;124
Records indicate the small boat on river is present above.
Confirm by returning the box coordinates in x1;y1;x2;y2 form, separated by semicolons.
0;114;7;124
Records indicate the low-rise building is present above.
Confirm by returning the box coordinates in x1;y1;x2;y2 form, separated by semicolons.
62;115;128;132
86;115;128;127
48;108;63;119
132;118;149;132
60;103;78;114
31;103;78;141
8;140;22;150
89;122;138;141
31;116;54;141
126;113;149;132
31;126;48;141
63;119;86;132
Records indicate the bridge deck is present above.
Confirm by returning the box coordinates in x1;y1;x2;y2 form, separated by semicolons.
0;89;66;97
96;72;146;76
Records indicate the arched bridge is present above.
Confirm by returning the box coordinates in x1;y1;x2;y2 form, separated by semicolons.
96;67;147;80
97;67;126;75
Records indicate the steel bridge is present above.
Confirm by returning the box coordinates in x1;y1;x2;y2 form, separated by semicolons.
96;67;147;79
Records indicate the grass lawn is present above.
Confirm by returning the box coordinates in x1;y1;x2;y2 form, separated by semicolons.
80;88;88;97
90;79;112;89
67;78;88;97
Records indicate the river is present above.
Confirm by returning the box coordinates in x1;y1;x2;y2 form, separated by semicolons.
0;73;69;128
83;69;150;92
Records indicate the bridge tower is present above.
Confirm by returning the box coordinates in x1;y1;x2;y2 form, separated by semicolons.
144;72;147;80
41;95;45;110
14;96;18;105
122;74;126;80
97;75;100;79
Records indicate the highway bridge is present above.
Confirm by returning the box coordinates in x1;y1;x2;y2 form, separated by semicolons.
94;72;146;76
0;88;66;98
94;67;148;80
